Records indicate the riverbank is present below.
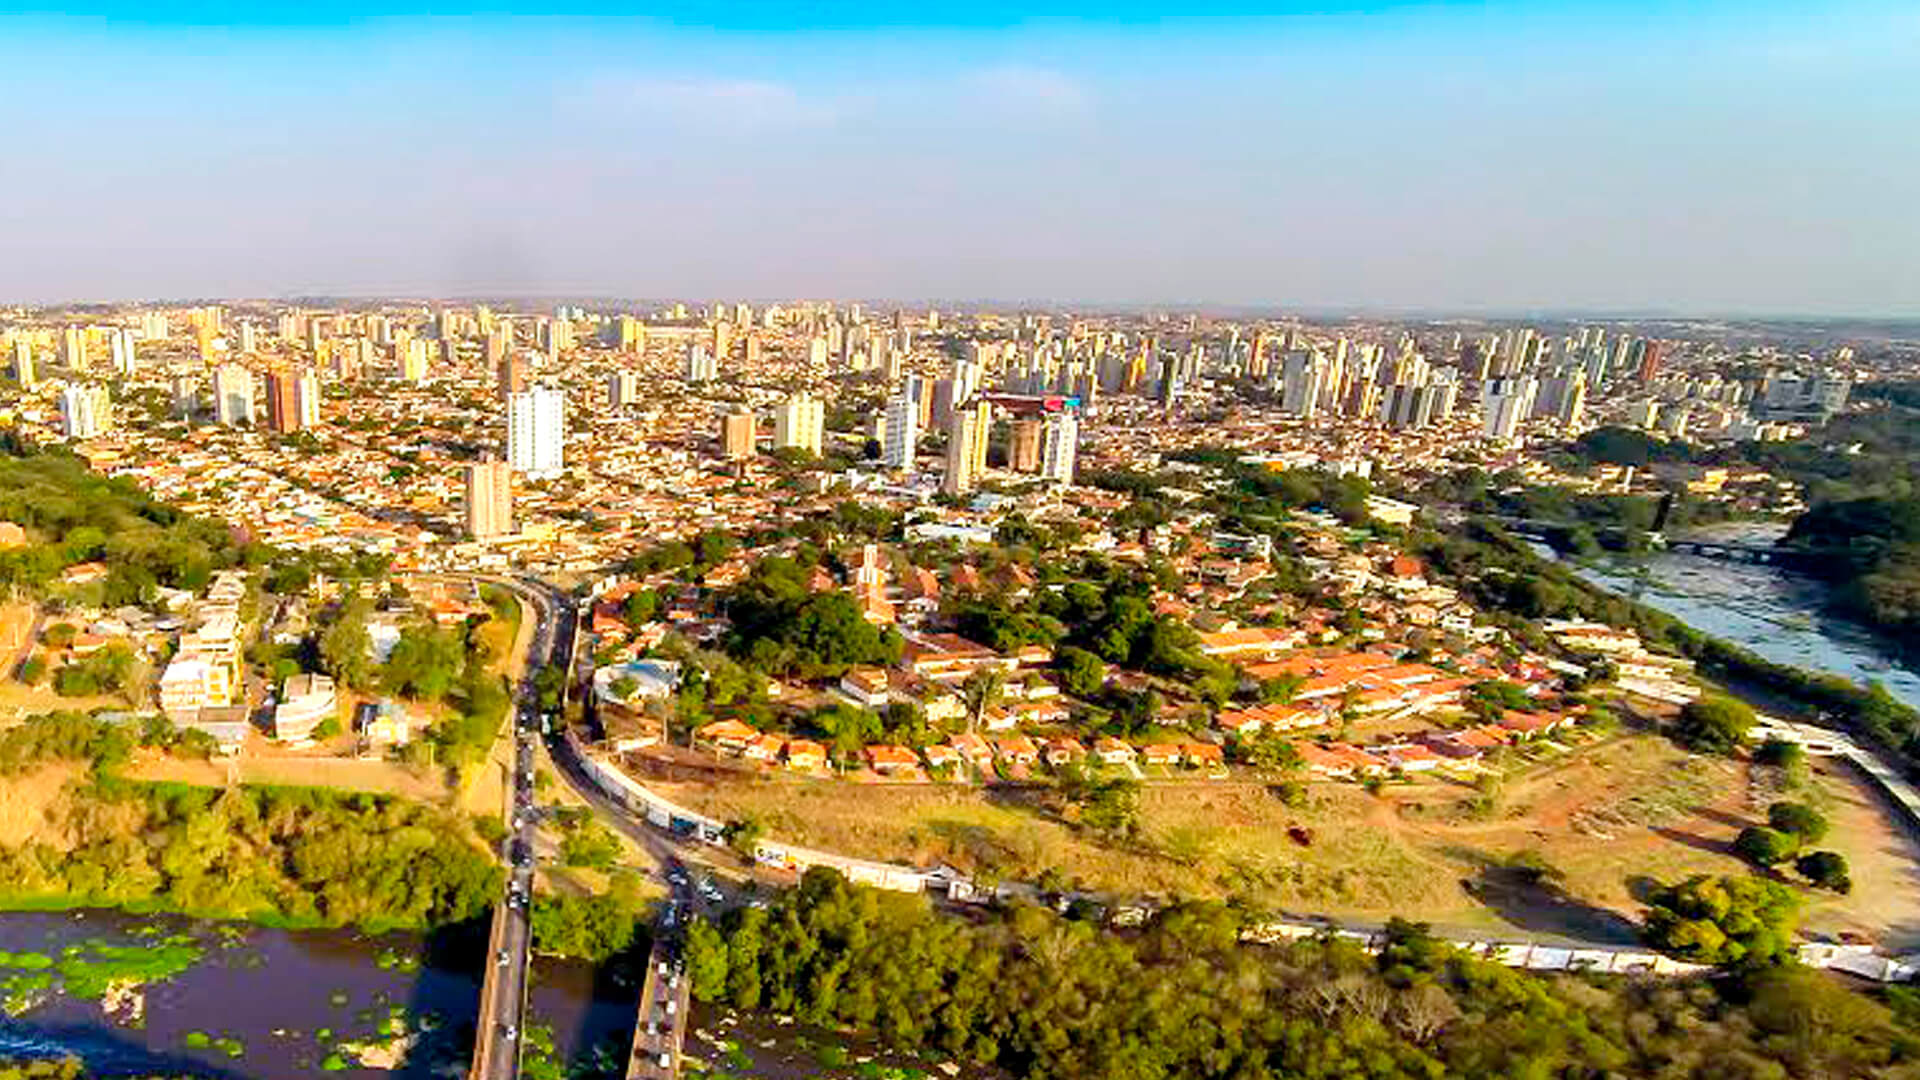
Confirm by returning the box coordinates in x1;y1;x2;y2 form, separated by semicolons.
1571;525;1920;712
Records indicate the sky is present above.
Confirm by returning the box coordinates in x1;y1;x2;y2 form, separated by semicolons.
0;2;1915;315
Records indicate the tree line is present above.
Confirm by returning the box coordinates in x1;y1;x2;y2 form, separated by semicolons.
0;714;499;930
680;867;1920;1080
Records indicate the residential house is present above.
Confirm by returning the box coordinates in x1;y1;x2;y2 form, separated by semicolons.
946;732;995;770
992;734;1040;766
1196;625;1304;665
1141;743;1182;767
1043;737;1086;767
1093;737;1136;766
744;733;787;763
1297;742;1388;779
784;739;827;772
697;718;760;755
1183;743;1226;768
839;666;892;708
272;672;337;742
864;744;920;775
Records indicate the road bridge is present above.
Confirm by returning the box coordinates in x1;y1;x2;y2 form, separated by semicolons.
624;891;693;1079
464;578;557;1080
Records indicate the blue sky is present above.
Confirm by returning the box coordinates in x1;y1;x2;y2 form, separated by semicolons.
0;3;1914;313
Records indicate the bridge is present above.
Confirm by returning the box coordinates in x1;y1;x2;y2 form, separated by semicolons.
1486;515;1806;566
1659;536;1795;563
465;577;561;1080
624;887;694;1079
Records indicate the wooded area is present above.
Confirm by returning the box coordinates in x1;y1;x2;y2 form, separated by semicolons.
683;868;1920;1079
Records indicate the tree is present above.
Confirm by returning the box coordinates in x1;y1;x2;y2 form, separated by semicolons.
623;588;660;628
1733;825;1799;867
960;668;1005;734
1642;874;1798;968
318;599;374;689
1754;737;1806;770
724;816;766;859
380;622;465;701
683;917;729;1002
1795;850;1852;893
1673;695;1755;754
560;821;621;871
1076;777;1141;841
1767;800;1829;844
1055;646;1107;698
1244;734;1303;774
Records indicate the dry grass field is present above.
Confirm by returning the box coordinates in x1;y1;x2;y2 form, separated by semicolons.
656;733;1920;946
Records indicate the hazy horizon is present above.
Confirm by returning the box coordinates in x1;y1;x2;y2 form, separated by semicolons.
3;2;1916;316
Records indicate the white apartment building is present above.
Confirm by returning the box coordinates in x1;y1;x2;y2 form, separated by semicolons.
508;384;566;479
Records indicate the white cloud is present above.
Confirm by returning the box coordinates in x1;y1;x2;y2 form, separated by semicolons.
966;64;1092;117
572;75;833;130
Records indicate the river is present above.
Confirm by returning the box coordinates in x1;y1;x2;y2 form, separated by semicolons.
0;909;981;1079
1566;522;1920;714
0;909;635;1078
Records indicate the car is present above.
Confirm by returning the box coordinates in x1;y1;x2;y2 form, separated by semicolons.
502;1025;517;1041
645;1021;657;1037
497;949;510;966
657;1052;671;1069
664;1000;675;1017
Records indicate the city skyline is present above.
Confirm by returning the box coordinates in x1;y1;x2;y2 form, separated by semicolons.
1;2;1915;316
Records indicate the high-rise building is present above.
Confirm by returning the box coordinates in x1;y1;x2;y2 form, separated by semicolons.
686;345;718;383
713;321;733;361
507;385;566;478
265;371;298;433
1280;352;1326;419
1481;376;1538;442
883;379;921;472
236;321;258;355
1008;417;1043;472
109;328;136;375
213;365;255;426
607;370;639;408
1638;340;1664;383
773;393;824;455
295;368;321;429
1040;409;1079;485
498;356;528;400
10;339;35;389
60;383;109;440
400;339;430;383
615;315;645;352
464;459;513;539
264;368;319;433
721;410;756;460
140;311;169;341
60;326;87;371
942;403;989;497
485;325;511;369
170;375;198;419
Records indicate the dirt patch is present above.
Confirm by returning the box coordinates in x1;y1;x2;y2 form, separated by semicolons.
128;755;448;802
0;762;84;849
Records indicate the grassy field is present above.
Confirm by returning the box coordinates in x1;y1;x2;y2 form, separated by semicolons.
656;733;1920;945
